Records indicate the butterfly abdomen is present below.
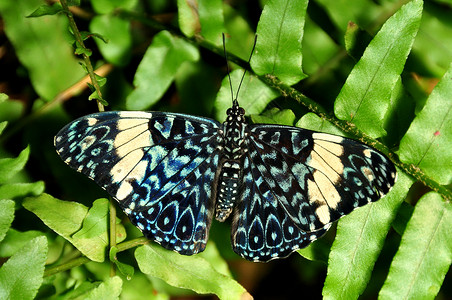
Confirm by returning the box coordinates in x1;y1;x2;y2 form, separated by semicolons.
215;160;243;222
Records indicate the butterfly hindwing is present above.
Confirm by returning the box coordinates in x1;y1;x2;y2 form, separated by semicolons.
124;150;221;254
231;153;330;261
55;111;222;255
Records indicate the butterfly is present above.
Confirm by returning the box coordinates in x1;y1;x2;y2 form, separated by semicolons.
54;36;396;262
54;101;396;262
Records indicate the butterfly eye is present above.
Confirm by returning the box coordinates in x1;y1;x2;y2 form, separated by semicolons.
239;107;245;115
226;108;232;115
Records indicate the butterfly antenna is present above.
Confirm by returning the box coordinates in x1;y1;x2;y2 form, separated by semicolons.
222;33;235;103
235;35;257;101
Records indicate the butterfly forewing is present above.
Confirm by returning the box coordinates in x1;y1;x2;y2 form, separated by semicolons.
242;124;397;234
55;111;222;254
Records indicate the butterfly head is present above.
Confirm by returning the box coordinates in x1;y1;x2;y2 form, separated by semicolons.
223;99;247;158
226;99;245;122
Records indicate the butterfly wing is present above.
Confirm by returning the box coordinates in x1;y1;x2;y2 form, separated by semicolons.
231;124;396;261
54;111;222;255
231;154;330;261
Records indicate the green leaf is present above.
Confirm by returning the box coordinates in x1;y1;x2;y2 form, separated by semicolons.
98;97;109;107
379;192;452;299
381;77;415;146
55;282;101;299
178;0;243;47
135;244;249;299
118;274;167;300
223;5;257;61
86;82;95;92
0;93;7;103
252;0;308;85
315;0;381;33
322;171;414;299
198;0;225;46
24;195;111;262
90;15;132;66
0;229;44;257
80;31;108;44
75;42;92;56
114;218;127;244
391;201;414;236
0;94;24;124
334;0;423;138
84;276;123;300
297;237;330;264
0;0;85;101
0;236;47;300
0;146;30;183
71;198;109;261
177;0;200;38
302;17;338;76
344;22;373;61
174;60;220;116
398;63;452;185
94;73;107;87
26;3;63;18
296;113;345;136
0;181;45;200
91;0;137;14
126;31;199;110
0;200;15;243
110;247;134;279
88;90;99;102
411;8;452;77
214;70;279;122
0;122;6;136
23;193;88;237
250;108;296;126
88;90;103;103
196;242;233;277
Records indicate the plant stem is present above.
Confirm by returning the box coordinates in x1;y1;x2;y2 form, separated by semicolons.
60;0;104;112
109;197;117;277
44;256;91;277
43;237;149;277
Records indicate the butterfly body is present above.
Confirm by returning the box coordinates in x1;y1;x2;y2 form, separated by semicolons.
216;100;248;222
55;101;396;261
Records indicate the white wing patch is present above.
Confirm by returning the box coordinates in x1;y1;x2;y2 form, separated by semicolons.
309;145;343;184
115;125;152;157
111;148;145;184
118;111;153;120
312;132;344;144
